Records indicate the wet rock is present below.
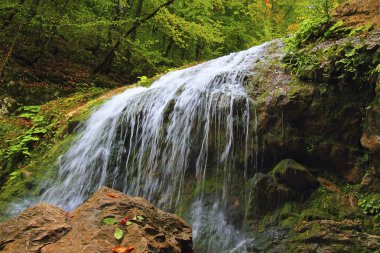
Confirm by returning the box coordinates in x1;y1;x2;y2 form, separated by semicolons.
0;187;193;253
247;160;319;219
246;40;368;181
270;159;319;192
247;173;284;218
291;219;380;252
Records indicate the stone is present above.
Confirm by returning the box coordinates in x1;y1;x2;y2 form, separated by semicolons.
270;159;320;192
0;96;16;118
247;173;282;218
317;177;341;193
247;173;303;219
0;187;193;253
361;133;380;152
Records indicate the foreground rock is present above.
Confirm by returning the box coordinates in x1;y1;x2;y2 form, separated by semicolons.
0;187;193;253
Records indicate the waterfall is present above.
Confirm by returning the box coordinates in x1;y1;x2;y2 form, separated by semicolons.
40;41;279;252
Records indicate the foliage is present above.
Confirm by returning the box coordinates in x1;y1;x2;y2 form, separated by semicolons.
114;228;123;240
283;18;380;88
357;194;380;220
103;217;118;225
0;0;344;83
0;106;47;164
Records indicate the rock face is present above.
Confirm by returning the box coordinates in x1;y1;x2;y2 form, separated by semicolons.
0;187;193;253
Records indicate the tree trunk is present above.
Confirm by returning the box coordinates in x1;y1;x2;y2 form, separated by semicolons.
164;38;174;57
131;0;144;41
27;0;41;23
0;23;22;76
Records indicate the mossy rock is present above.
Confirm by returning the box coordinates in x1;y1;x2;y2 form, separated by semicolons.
299;208;331;221
246;173;300;219
270;159;319;191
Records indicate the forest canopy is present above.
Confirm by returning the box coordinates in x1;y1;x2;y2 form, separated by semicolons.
0;0;343;83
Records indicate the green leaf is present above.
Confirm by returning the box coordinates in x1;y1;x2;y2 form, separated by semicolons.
103;217;117;225
19;113;34;119
32;128;47;134
114;228;123;240
126;221;132;226
137;215;144;221
32;116;45;123
133;216;137;220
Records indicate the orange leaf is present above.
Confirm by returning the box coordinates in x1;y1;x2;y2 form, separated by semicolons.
107;193;120;199
265;0;272;8
112;245;135;253
125;246;135;252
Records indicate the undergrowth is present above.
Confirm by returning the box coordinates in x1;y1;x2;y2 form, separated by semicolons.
283;18;379;89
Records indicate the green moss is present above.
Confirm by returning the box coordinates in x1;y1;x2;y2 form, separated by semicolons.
270;159;307;177
258;213;273;232
280;217;298;228
299;208;330;221
357;193;380;220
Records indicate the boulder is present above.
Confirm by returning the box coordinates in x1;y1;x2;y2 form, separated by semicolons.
270;159;320;192
247;160;319;219
247;173;284;218
0;187;193;253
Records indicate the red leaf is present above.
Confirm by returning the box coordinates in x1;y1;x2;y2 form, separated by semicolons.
120;217;128;225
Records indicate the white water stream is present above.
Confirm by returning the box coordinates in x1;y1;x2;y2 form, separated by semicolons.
39;41;278;252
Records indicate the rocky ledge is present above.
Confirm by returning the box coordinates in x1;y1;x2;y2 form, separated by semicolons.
0;187;193;253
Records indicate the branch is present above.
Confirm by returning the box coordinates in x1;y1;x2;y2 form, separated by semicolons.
0;23;22;76
93;0;175;75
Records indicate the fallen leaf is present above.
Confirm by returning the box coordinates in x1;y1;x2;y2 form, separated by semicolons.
114;228;123;240
107;193;120;199
112;245;135;253
120;217;128;225
103;217;117;225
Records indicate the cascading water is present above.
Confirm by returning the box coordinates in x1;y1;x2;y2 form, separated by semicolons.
40;41;279;252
